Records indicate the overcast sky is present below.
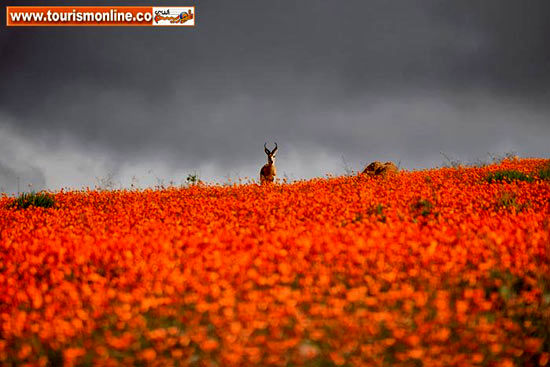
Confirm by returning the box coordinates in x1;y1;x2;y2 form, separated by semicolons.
1;0;549;193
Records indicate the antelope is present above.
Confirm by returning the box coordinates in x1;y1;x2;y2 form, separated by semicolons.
260;142;277;184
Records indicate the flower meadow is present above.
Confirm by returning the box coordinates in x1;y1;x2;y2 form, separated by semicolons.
1;159;549;367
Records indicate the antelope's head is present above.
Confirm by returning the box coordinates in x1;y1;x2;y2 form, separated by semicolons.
264;142;278;164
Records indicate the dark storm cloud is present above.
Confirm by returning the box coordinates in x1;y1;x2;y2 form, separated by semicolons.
0;0;549;191
429;1;550;95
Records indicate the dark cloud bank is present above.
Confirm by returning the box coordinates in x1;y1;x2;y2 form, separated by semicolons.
1;0;549;192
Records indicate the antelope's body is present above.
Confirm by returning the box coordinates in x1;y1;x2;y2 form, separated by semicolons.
260;142;278;184
260;163;277;183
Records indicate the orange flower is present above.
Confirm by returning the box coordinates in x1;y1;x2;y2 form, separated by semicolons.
17;344;32;360
540;353;549;366
346;287;367;302
329;352;346;366
200;339;219;352
472;353;484;364
140;348;156;362
525;337;542;353
63;348;85;362
498;359;514;367
408;348;424;359
456;300;469;314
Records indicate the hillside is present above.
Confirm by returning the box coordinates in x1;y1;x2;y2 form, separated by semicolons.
1;158;549;366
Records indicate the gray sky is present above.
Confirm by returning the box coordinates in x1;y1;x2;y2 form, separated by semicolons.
1;0;549;193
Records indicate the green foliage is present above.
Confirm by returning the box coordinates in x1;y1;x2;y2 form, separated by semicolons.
538;162;550;180
495;191;529;212
411;199;433;217
367;204;387;222
352;212;363;223
539;168;550;180
486;170;534;183
9;192;55;209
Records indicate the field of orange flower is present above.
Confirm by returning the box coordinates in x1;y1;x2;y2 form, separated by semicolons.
1;158;549;367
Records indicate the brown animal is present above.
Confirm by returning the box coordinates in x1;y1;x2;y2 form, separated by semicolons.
362;161;398;176
260;142;277;184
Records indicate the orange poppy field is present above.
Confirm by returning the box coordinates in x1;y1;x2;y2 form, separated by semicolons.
1;158;549;367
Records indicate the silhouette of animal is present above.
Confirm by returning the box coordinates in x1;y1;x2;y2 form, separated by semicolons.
260;142;278;184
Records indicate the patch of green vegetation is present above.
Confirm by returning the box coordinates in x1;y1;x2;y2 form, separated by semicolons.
538;161;550;180
367;204;387;222
486;170;534;183
8;192;55;209
495;191;529;212
411;199;433;217
347;204;388;225
352;213;363;223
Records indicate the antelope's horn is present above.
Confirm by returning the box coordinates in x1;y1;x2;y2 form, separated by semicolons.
272;142;278;154
264;142;270;155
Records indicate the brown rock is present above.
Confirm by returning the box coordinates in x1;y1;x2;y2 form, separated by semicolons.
362;161;398;176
